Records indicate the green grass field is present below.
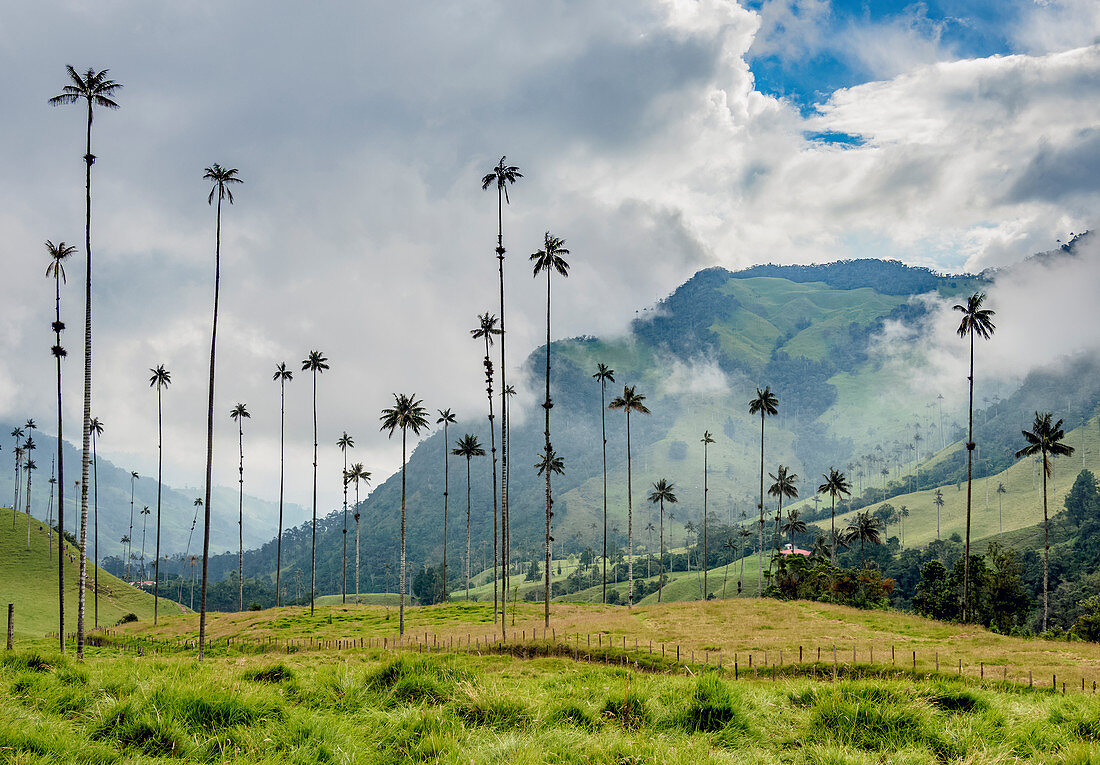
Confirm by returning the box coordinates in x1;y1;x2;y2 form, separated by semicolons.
9;595;1100;762
0;507;164;638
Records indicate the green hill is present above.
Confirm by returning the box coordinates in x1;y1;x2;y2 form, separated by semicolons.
0;506;165;638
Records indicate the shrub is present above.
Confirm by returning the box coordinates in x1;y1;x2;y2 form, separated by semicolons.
117;613;138;625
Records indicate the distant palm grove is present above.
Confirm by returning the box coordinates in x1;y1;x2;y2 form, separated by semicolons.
9;63;1100;661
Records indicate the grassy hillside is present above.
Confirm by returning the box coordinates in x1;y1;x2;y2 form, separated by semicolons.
825;414;1100;548
0;507;165;638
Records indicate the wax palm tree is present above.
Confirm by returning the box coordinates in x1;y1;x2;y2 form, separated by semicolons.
737;526;753;594
700;430;715;596
767;465;798;573
336;431;355;604
230;403;250;611
482;157;522;630
180;498;201;602
380;393;430;634
644;522;656;577
782;509;807;550
452;434;485;600
272;362;293;606
11;429;24;529
139;506;150;580
996;482;1006;534
609;385;650;606
436;409;456;602
749;386;779;595
592;363;615;603
535;447;565;625
302;350;329;616
23;459;37;549
345;462;371;604
198;163;242;661
817;468;851;565
843;511;883;565
684;520;697;572
1016;412;1075;631
531;231;570;618
954;292;995;621
647;478;677;602
148;365;170;623
722;536;736;597
899;504;910;545
90;416;102;626
127;471;138;581
928;488;945;539
45;239;74;627
50;65;121;658
471;313;502;622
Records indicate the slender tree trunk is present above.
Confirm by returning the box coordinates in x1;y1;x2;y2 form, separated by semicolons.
25;471;33;549
400;428;407;634
757;413;764;597
703;441;709;598
963;328;976;621
543;269;553;626
830;498;836;566
496;186;509;637
466;457;472;601
484;337;499;623
658;498;664;602
354;482;361;604
154;385;162;624
442;422;449;603
238;416;244;611
601;379;608;604
276;378;285;606
127;483;135;582
626;411;634;607
1042;450;1049;632
92;431;97;628
198;193;222;661
310;370;317;616
342;447;348;605
53;269;67;640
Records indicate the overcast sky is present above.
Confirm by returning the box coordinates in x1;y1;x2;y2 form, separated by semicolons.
2;0;1098;516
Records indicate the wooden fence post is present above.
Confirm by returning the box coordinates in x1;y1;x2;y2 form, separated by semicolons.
6;604;12;650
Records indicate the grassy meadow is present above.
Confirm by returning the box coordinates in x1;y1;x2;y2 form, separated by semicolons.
0;507;166;638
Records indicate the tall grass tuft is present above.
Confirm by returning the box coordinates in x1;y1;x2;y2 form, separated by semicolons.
242;662;295;684
678;674;751;734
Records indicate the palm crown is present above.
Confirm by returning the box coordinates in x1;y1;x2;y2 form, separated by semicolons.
534;448;565;476
593;363;615;384
480;156;523;203
648;479;677;505
149;365;171;390
768;465;799;502
346;463;371;491
380;394;430;438
470;313;502;344
609;385;650;415
452;434;485;458
49;66;121;115
45;240;77;283
204;164;243;205
301;350;329;374
1015;412;1075;474
230;403;250;422
530;232;570;278
437;409;456;427
954;292;996;340
817;468;851;500
749;386;779;417
337;432;355;451
273;362;293;383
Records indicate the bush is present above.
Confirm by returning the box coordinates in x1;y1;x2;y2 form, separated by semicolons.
117;613;138;625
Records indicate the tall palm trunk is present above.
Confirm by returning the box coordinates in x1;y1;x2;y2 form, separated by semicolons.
483;335;499;623
354;481;361;604
399;427;407;634
543;267;553;626
465;455;472;601
92;428;98;627
310;370;318;616
76;97;95;658
626;410;634;606
25;469;33;549
830;497;836;566
702;442;709;598
442;422;449;603
53;273;66;631
600;379;608;604
495;186;509;638
237;415;244;611
127;483;135;581
341;449;348;605
1042;449;1049;631
757;412;765;597
154;385;163;624
275;376;286;606
963;327;975;622
769;495;784;576
198;192;223;661
658;498;665;602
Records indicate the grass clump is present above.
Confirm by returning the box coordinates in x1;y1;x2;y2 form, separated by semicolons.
242;662;295;684
2;650;59;673
1050;698;1100;740
809;686;939;754
600;691;650;728
677;674;751;734
454;693;532;729
367;654;470;707
545;701;598;730
926;681;989;713
90;699;192;757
